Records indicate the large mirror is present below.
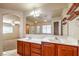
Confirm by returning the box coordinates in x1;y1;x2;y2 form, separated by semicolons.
26;16;61;35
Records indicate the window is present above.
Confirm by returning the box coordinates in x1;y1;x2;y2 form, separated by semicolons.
36;26;40;33
3;19;13;34
42;25;51;34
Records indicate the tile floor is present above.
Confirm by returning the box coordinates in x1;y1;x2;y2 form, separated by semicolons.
2;49;19;56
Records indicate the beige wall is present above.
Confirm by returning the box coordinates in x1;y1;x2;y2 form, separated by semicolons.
2;24;19;51
0;8;26;38
68;16;79;40
62;23;69;36
0;8;26;51
0;14;3;55
3;15;20;40
3;25;20;40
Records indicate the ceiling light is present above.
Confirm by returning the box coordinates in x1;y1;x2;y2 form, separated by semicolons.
44;20;47;22
30;8;41;17
35;21;38;23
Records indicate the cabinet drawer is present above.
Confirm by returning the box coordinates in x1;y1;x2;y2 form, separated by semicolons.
57;45;78;56
31;47;41;54
31;52;41;56
31;43;41;49
42;42;56;56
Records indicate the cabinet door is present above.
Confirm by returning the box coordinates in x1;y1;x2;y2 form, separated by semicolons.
17;41;23;56
24;42;30;56
57;45;77;56
31;43;41;56
42;43;56;56
78;47;79;56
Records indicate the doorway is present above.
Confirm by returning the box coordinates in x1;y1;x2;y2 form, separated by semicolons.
54;22;59;35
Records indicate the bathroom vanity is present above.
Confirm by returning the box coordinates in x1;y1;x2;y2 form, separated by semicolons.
17;35;79;56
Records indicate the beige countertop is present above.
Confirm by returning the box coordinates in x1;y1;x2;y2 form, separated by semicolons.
17;38;42;44
42;39;79;46
17;36;79;46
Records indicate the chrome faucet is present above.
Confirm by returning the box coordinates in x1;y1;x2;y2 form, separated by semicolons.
28;37;32;39
55;37;58;40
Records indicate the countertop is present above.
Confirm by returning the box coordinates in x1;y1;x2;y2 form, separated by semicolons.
17;37;79;46
42;39;79;46
17;38;42;44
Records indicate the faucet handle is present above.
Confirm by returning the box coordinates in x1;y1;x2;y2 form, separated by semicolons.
55;37;58;40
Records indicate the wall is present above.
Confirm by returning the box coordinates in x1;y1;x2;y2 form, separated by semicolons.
0;14;3;55
0;8;26;38
0;8;26;51
3;15;20;40
2;15;20;51
68;16;79;40
62;24;68;36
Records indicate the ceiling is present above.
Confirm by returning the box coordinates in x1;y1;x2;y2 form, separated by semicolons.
0;3;69;23
0;3;68;11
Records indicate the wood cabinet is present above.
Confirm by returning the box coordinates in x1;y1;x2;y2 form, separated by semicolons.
17;41;31;56
17;41;23;56
31;52;41;56
23;42;30;56
42;42;56;56
31;43;41;56
76;46;79;56
57;44;78;56
17;41;79;56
